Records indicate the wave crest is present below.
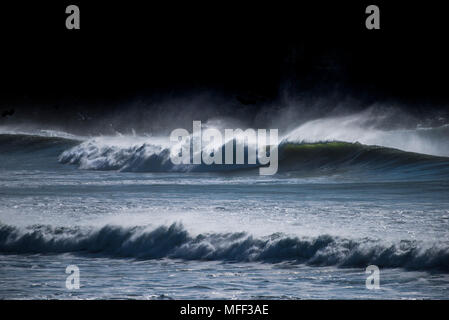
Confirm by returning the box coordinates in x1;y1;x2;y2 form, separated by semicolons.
58;139;177;172
58;137;449;178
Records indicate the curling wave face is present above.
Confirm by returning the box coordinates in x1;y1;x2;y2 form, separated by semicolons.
1;131;448;179
1;222;448;273
0;120;449;179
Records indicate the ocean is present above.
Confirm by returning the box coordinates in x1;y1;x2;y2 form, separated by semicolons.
1;124;449;299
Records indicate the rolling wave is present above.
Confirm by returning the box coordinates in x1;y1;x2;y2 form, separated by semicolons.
1;132;449;178
278;142;449;178
1;223;448;272
56;135;449;178
0;133;79;170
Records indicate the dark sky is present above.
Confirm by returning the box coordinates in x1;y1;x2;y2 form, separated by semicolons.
1;1;448;129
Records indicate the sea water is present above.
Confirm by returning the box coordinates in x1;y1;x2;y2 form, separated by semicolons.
1;130;449;299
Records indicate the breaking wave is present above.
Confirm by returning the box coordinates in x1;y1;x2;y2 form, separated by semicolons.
1;131;449;178
57;136;449;178
1;223;448;272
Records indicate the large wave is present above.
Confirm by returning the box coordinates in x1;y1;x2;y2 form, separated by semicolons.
1;223;448;273
1;128;449;179
278;141;449;178
57;136;449;179
0;133;80;170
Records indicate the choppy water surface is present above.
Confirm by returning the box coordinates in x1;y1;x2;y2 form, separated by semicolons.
1;131;449;299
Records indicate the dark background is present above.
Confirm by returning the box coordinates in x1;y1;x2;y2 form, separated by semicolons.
1;1;448;132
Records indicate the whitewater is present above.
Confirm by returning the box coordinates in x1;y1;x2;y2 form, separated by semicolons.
1;117;449;299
